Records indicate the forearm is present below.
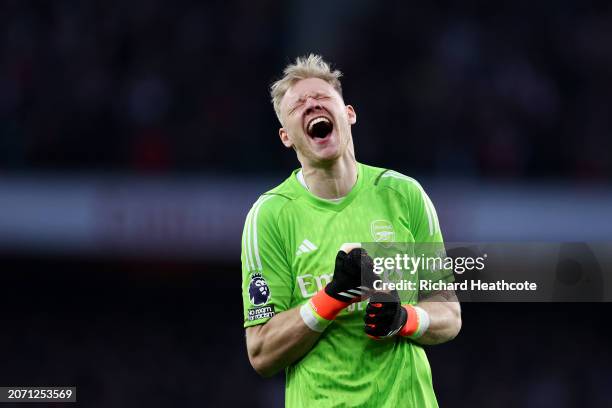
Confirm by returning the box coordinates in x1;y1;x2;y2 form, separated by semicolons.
245;245;371;376
246;306;321;377
413;291;462;345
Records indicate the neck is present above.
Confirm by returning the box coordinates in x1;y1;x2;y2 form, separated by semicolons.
300;148;358;200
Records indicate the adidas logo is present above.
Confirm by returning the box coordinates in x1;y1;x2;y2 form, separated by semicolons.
296;239;318;256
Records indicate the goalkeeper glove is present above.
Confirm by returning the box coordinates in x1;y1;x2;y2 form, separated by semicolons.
364;291;430;340
300;244;376;332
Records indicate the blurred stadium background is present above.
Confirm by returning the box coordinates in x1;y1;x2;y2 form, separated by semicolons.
1;1;611;406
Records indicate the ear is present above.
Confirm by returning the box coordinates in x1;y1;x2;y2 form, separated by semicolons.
279;128;293;148
346;105;357;125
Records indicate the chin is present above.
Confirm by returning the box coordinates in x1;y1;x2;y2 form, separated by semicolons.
312;149;343;165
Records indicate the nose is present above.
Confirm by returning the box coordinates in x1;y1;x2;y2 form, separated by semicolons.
304;97;323;115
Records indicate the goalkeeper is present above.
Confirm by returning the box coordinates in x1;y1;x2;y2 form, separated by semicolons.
241;55;461;407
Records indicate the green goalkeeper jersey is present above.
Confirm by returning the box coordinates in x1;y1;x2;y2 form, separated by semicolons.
241;163;445;408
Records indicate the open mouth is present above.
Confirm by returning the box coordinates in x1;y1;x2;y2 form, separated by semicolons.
306;116;334;140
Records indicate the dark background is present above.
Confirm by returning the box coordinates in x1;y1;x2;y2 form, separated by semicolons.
2;0;611;179
1;1;611;407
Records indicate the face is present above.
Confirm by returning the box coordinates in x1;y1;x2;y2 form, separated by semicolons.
278;77;356;166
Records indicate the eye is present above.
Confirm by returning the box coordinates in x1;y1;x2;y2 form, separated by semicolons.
290;101;304;115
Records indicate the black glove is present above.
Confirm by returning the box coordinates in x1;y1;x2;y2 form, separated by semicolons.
325;248;376;303
364;291;407;339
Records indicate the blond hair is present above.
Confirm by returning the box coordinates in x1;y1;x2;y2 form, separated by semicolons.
270;54;343;122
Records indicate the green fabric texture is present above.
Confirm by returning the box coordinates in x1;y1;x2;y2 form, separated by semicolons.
241;163;445;408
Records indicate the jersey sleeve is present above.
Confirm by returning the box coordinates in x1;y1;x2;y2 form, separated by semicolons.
404;178;455;294
405;178;443;244
380;171;454;296
241;194;293;328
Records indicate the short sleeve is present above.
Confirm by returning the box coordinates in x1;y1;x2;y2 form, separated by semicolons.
241;194;293;328
405;179;443;244
405;180;455;293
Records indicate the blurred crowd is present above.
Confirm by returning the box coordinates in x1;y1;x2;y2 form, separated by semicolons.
0;0;610;178
2;3;611;407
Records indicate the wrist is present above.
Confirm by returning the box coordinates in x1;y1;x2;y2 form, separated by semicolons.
399;305;430;339
300;289;349;332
